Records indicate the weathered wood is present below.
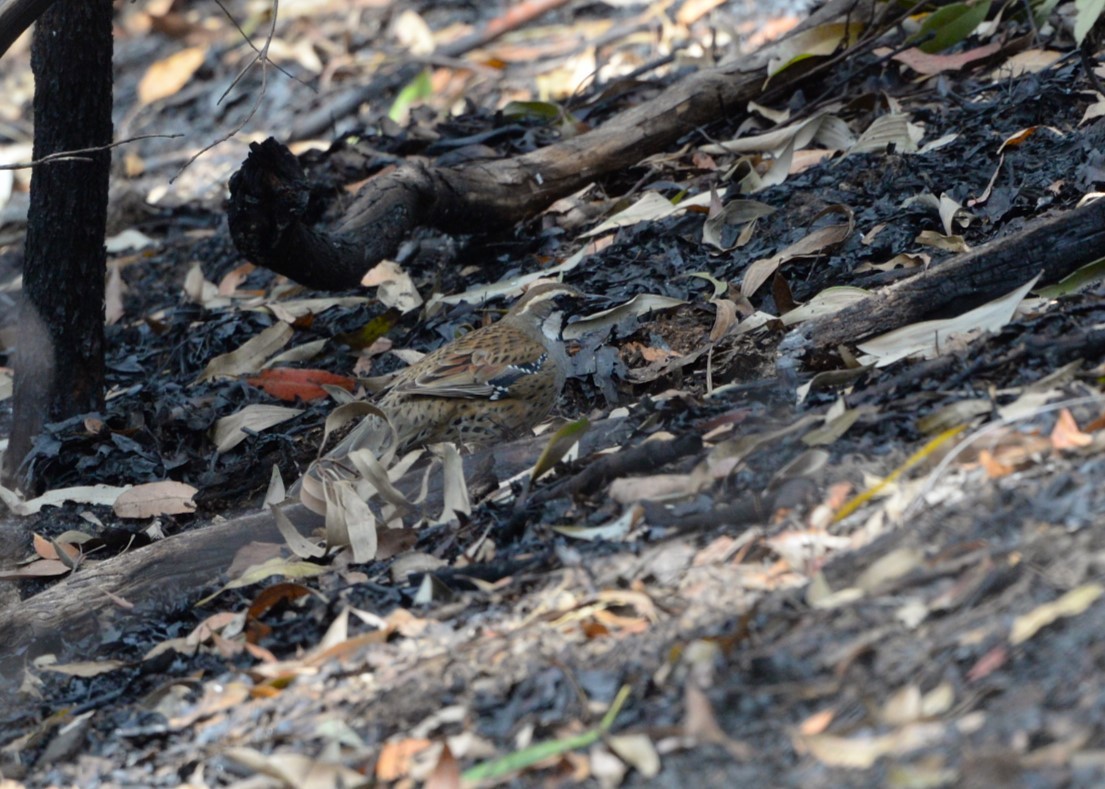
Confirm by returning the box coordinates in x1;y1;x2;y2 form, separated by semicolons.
228;0;877;290
780;197;1105;366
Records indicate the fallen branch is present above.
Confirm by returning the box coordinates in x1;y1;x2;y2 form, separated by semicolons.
228;0;878;290
780;197;1105;366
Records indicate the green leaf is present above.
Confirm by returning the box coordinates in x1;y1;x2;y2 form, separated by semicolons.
531;418;589;482
1034;256;1105;297
387;69;433;122
501;100;567;124
767;22;863;77
462;685;630;782
911;1;991;54
333;307;401;349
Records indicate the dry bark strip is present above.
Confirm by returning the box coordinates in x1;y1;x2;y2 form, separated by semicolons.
0;417;633;667
780;197;1105;366
228;0;877;290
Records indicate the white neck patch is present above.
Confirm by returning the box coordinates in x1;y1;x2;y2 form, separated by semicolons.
541;310;563;340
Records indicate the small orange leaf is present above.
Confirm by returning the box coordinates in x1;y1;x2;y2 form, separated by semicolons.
1050;408;1092;450
138;46;206;105
247;368;357;402
978;449;1014;478
800;708;835;736
0;559;73;579
32;533;81;562
966;644;1008;682
247;582;313;620
376;738;433;782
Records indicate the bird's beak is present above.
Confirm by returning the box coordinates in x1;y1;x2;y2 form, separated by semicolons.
567;293;607;317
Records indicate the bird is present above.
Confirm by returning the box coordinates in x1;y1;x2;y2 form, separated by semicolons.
297;281;586;513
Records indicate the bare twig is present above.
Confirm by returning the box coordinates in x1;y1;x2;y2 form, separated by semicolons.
0;133;183;170
171;0;281;183
212;0;303;88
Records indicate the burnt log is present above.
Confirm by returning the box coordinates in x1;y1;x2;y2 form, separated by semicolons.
227;0;878;290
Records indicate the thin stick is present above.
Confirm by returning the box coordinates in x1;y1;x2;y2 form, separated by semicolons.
0;133;183;170
170;0;280;183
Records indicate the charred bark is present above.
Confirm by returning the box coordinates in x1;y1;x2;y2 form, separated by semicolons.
779;197;1105;367
4;0;113;486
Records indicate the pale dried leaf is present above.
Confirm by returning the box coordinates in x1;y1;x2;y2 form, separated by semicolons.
113;480;197;518
3;483;128;516
105;228;157;253
848;113;923;155
347;448;414;511
609;473;702;504
916;229;969;252
699;111;851;156
0;559;74;580
606;733;661;777
1010;583;1104;645
362;260;423;313
780;286;869;326
438;442;471;520
263;464;286;507
105;263;126;326
882;685;922;726
265;338;328;367
325;479;378;563
581;192;711;238
196;556;328;606
801;732;894;768
182;262;218;306
702;199;775;251
197;322;293;382
989;49;1063;81
224;747;366;788
554;505;643;542
531;418;588;482
40;660;126;677
211;404;303;453
767;22;856;76
266;296;370;320
741;206;853;297
563;293;687;340
857;274;1040;367
271;504;325;560
138;46;205;105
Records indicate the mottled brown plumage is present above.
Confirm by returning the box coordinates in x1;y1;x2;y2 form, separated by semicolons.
299;282;582;511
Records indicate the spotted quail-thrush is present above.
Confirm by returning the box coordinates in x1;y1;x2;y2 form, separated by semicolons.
299;282;586;511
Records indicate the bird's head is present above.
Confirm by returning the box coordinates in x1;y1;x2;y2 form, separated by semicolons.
508;280;596;340
508;282;588;340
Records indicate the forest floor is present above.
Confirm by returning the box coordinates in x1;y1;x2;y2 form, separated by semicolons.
4;0;1105;786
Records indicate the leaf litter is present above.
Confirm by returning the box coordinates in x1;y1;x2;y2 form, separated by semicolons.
8;1;1105;786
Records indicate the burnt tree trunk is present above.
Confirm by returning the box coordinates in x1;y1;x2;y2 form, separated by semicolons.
4;0;113;487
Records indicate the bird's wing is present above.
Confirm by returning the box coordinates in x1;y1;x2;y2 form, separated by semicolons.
390;346;548;400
